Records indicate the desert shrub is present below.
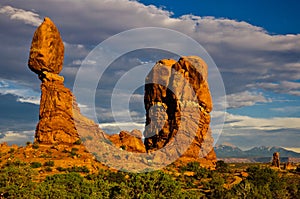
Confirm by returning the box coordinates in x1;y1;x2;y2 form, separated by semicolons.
70;148;79;157
204;172;226;198
8;148;15;153
44;166;52;172
34;172;93;198
180;161;201;173
56;166;67;172
1;161;300;198
216;160;229;173
127;170;183;198
0;164;36;198
180;161;210;179
32;142;39;149
69;166;89;173
44;160;55;167
30;162;42;168
229;166;289;198
73;139;82;145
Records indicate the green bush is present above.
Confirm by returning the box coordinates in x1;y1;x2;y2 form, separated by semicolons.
44;160;55;167
230;166;290;198
0;162;299;198
0;164;36;198
73;140;82;145
70;148;79;157
56;167;67;172
216;160;229;173
32;142;39;149
45;166;52;172
8;148;15;153
180;161;200;173
30;162;42;168
67;166;90;173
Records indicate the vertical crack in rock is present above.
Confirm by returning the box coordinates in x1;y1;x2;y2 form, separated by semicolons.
144;57;216;167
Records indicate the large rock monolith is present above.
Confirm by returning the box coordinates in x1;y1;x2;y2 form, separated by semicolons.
144;56;216;167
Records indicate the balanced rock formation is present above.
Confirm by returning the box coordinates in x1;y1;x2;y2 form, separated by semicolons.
144;56;216;167
28;18;106;144
28;17;64;74
28;17;144;155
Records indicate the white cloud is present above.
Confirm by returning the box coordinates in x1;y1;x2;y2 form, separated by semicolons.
226;91;271;108
214;112;300;148
270;106;300;114
99;122;144;134
2;0;300;96
253;81;300;96
284;147;300;153
225;113;300;131
0;130;34;145
0;79;40;105
0;0;300;148
17;96;40;105
0;5;42;26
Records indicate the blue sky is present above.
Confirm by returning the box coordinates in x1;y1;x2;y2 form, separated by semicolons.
0;0;299;152
139;0;300;34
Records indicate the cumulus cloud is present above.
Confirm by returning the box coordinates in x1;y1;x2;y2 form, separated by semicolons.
0;0;300;148
99;122;145;134
0;79;40;105
0;5;42;26
1;0;300;95
0;131;34;145
225;113;300;131
226;91;271;109
253;81;300;96
215;113;300;148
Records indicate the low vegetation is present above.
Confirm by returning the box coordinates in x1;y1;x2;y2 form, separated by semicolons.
0;160;299;198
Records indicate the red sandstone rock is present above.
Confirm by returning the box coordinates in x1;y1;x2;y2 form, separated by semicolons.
28;18;104;145
144;56;216;167
27;17;216;170
28;17;64;74
108;130;146;153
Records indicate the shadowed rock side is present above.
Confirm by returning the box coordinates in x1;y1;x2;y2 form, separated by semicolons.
144;57;216;167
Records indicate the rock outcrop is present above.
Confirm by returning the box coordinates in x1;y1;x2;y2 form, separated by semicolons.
108;130;146;153
272;152;280;168
27;17;216;170
28;17;64;74
28;18;106;145
28;17;145;155
144;57;216;167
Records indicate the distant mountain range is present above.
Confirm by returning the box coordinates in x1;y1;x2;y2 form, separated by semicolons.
214;144;300;158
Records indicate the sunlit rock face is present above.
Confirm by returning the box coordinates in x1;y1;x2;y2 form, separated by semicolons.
28;17;215;169
144;57;216;167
